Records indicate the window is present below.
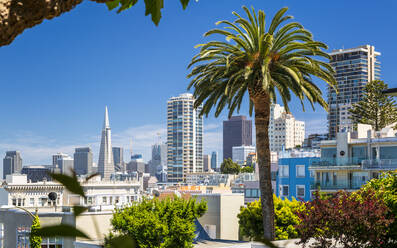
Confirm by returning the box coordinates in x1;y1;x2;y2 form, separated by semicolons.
280;185;289;197
296;185;305;198
279;165;289;177
102;197;107;204
16;226;30;248
296;165;305;177
12;198;16;206
30;198;35;206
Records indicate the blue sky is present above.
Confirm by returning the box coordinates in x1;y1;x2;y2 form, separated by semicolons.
0;0;396;167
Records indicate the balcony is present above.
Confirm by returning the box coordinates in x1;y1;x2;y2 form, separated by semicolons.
310;179;364;191
309;157;363;169
362;159;397;170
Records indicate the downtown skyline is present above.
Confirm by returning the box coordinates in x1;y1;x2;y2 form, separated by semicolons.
0;0;396;167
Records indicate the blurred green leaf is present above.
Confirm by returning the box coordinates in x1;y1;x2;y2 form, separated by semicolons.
85;173;100;182
180;0;190;9
144;0;164;26
50;173;85;197
73;206;88;216
106;0;120;10
105;235;137;248
36;224;89;239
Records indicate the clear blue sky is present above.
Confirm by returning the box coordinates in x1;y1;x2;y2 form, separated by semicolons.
0;0;396;167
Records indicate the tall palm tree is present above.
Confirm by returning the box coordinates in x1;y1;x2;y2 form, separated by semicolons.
187;6;336;240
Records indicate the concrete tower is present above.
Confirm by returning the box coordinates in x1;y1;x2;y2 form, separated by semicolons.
98;106;114;180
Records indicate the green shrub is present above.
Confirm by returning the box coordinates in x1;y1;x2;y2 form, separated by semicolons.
107;197;207;248
29;214;42;248
238;195;304;241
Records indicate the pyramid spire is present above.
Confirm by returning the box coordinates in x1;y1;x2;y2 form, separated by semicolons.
103;106;110;129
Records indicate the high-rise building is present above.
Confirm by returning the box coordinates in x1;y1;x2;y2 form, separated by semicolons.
3;151;22;179
211;151;218;171
328;45;381;139
52;153;68;168
203;154;211;172
151;143;167;181
98;106;115;180
74;147;93;175
269;104;305;152
112;147;124;172
56;155;74;175
223;116;252;160
167;93;203;182
232;145;256;165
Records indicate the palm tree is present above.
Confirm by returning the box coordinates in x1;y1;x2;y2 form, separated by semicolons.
187;6;336;240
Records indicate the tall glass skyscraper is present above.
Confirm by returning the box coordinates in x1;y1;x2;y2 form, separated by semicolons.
167;93;203;182
3;151;22;179
211;151;218;171
223;116;252;160
74;147;93;175
112;147;124;172
328;45;381;139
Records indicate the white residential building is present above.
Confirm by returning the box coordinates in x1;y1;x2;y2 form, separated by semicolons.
167;93;203;182
269;104;305;152
232;145;256;165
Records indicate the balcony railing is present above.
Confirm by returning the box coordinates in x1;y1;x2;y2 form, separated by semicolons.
362;159;397;170
311;179;365;190
310;157;363;167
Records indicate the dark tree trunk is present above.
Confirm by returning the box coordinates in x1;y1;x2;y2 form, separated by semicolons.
0;0;112;47
253;93;275;241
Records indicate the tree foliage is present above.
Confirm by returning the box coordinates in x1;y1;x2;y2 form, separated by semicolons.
107;197;207;248
349;80;397;131
0;0;191;47
29;214;42;248
240;166;254;173
187;5;336;240
238;195;304;241
361;171;397;246
296;190;393;248
220;158;240;174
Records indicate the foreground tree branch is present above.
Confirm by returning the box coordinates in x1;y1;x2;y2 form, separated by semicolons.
0;0;190;47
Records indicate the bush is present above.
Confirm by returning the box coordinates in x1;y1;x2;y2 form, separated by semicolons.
107;197;207;248
238;195;304;241
361;170;397;246
240;166;254;173
296;190;393;248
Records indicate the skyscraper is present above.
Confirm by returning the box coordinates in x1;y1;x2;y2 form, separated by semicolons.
223;116;252;160
167;93;203;182
98;106;115;180
57;155;74;175
269;104;305;152
3;151;22;179
232;145;256;165
112;147;124;172
52;153;68;168
328;45;381;138
211;151;218;171
151;143;167;181
203;154;211;172
74;147;93;175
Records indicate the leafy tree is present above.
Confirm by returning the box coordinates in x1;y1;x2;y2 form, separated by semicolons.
220;158;240;174
240;166;254;173
361;171;397;246
30;214;42;248
296;190;393;248
108;197;207;248
349;80;397;131
0;0;191;46
238;195;304;241
187;6;336;240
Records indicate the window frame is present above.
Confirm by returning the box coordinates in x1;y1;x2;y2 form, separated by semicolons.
296;185;305;198
296;165;306;178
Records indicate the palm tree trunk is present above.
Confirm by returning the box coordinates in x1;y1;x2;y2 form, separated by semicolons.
253;94;275;241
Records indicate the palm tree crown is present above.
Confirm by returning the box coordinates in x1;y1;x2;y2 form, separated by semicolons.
188;6;336;116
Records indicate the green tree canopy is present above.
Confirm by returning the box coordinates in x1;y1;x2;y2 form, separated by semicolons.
349;80;397;131
30;214;42;248
107;197;207;248
220;158;241;174
240;166;254;173
187;6;336;240
238;195;304;241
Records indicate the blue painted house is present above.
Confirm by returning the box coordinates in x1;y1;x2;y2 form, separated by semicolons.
276;150;319;201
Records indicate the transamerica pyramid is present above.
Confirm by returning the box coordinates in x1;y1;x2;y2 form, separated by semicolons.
98;106;115;180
